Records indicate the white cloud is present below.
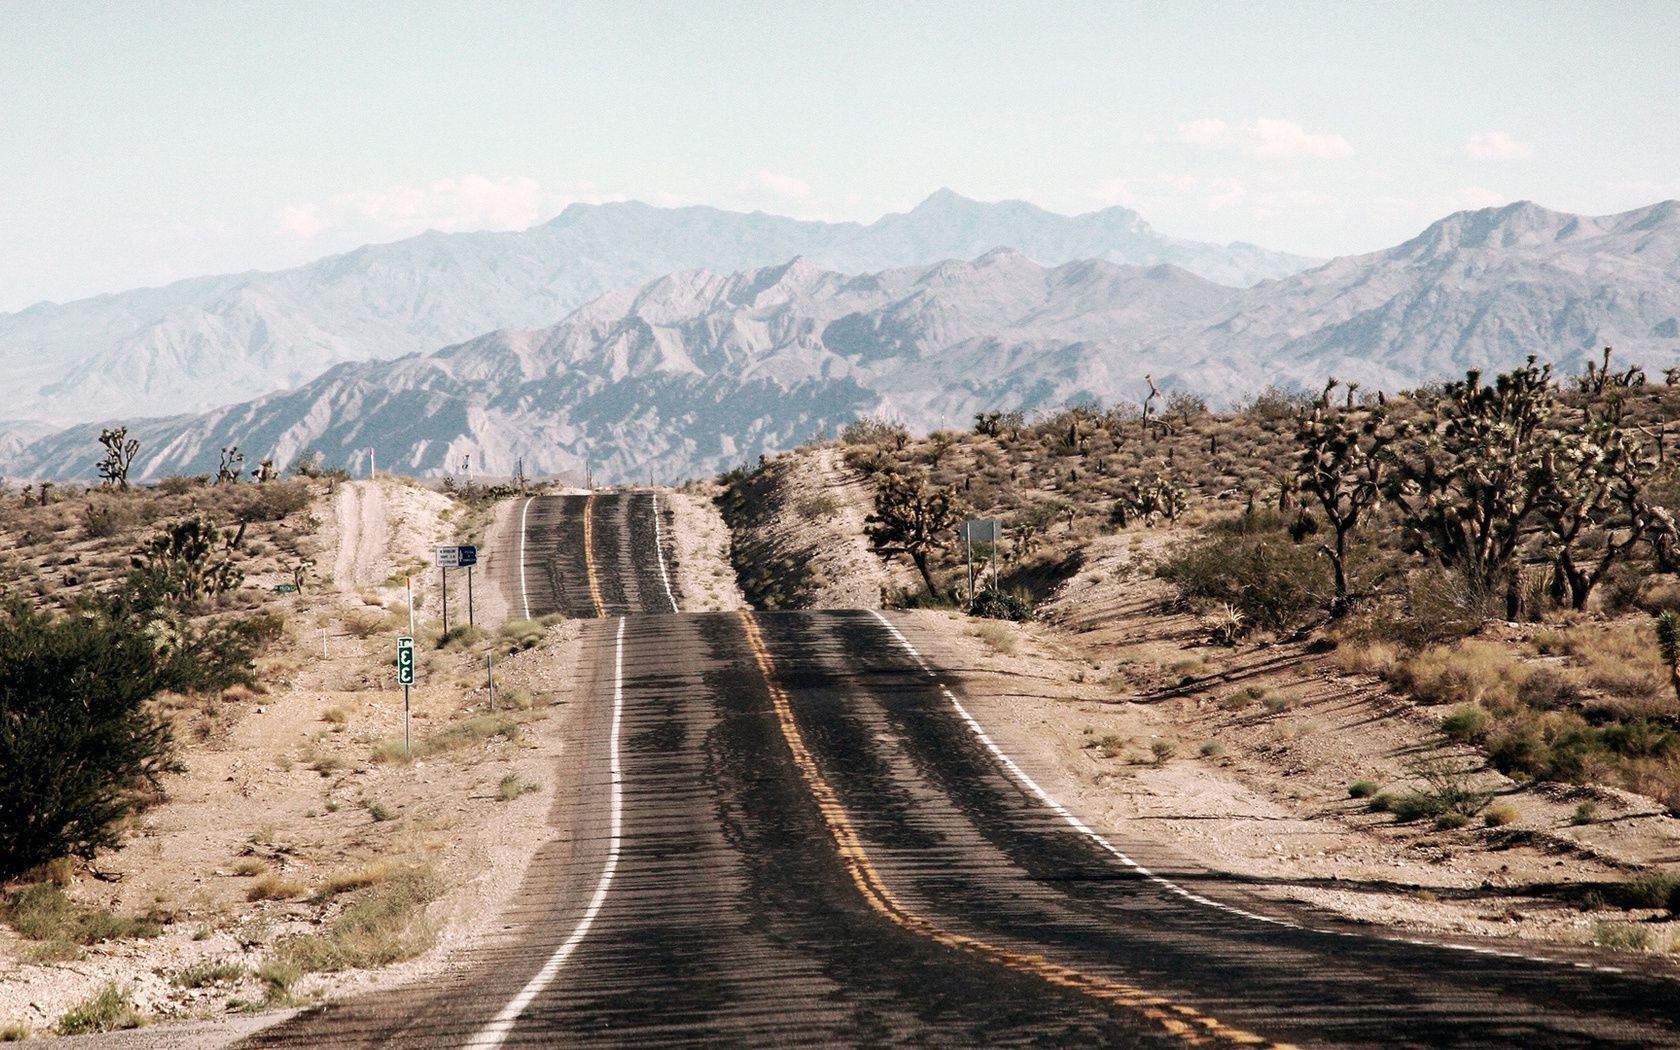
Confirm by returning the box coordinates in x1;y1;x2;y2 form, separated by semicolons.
278;175;624;241
1465;131;1535;161
1174;117;1351;160
756;170;811;199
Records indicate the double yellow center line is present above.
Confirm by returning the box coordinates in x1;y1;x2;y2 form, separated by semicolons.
736;611;1283;1049
582;494;606;618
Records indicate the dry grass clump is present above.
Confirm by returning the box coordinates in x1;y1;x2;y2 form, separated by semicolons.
1390;640;1530;708
1;883;161;949
372;714;524;764
315;861;400;899
265;865;443;982
246;873;307;901
56;983;141;1035
972;622;1016;655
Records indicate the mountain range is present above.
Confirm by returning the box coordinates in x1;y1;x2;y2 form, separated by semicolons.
9;197;1680;485
0;190;1317;428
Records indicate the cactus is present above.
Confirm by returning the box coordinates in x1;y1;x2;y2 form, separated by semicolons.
1657;610;1680;706
96;427;139;490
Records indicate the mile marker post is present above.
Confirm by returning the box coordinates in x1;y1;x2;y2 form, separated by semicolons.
396;635;414;758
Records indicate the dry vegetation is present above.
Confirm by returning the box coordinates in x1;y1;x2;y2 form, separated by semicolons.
0;470;581;1035
721;354;1680;951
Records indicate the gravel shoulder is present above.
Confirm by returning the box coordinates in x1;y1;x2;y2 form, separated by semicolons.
885;532;1680;965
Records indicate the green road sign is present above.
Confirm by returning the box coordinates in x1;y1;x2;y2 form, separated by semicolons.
272;583;297;593
396;636;414;685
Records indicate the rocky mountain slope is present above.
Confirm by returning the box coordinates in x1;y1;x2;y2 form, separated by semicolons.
0;191;1316;427
1149;199;1680;392
10;252;1238;483
10;198;1680;485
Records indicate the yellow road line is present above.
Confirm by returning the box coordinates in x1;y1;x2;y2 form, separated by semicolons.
736;611;1287;1049
582;494;606;618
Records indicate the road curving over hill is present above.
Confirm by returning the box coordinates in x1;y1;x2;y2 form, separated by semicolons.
236;491;1680;1049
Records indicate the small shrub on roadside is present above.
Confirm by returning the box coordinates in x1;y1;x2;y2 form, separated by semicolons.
1592;921;1653;951
56;984;140;1036
1347;780;1380;799
1620;870;1680;909
1482;803;1520;827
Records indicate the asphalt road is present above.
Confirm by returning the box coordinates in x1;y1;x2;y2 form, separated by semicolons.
239;492;1680;1048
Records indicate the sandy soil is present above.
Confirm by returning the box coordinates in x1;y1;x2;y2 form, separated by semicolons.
0;482;588;1039
885;529;1680;963
665;486;747;612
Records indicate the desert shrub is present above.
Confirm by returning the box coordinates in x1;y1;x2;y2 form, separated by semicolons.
972;622;1016;655
173;960;246;988
1620;870;1680;910
497;619;546;651
1400;565;1503;643
56;984;140;1035
1347;779;1380;799
156;475;209;495
968;587;1034;621
496;773;538;801
1516;667;1585;710
840;416;909;448
237;479;313;522
1390;641;1529;708
1382;757;1491;826
1482;803;1520;827
1158;527;1328;633
1441;705;1491;742
436;624;485;650
1592;921;1653;951
1;883;160;944
0;596;251;878
267;866;442;975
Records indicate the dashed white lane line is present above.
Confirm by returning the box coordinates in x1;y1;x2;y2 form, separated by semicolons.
865;611;1637;979
649;492;680;613
463;617;627;1049
518;496;535;622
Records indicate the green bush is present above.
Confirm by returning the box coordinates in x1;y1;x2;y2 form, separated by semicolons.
1347;780;1380;799
1158;526;1329;634
1441;705;1491;742
968;587;1034;621
0;596;250;878
56;984;140;1035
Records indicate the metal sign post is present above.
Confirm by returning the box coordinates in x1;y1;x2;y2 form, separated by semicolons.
396;636;414;758
436;546;462;634
959;520;1002;599
458;545;478;627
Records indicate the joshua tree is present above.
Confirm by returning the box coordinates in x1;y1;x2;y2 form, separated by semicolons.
1656;611;1680;705
96;427;139;490
865;471;961;593
1388;358;1555;619
132;516;243;604
1296;387;1394;614
1534;422;1659;610
216;446;245;484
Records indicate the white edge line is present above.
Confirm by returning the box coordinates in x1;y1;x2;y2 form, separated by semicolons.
864;610;1637;976
463;617;626;1049
518;496;535;622
649;491;680;613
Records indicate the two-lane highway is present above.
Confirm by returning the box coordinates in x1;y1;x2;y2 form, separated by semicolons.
242;491;1680;1048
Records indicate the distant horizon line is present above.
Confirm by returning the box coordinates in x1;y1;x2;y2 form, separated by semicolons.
7;189;1678;318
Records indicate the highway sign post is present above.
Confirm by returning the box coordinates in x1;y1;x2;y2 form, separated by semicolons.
958;519;1002;601
396;636;414;758
435;545;478;632
459;545;478;627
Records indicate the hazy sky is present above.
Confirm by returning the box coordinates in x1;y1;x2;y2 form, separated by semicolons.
3;0;1677;311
